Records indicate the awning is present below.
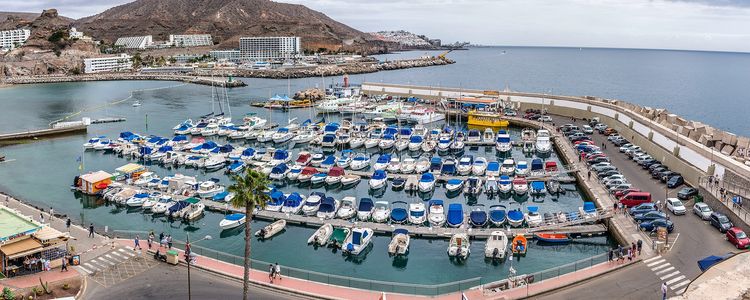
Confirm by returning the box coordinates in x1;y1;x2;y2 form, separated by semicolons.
32;226;68;244
1;238;43;259
80;170;112;183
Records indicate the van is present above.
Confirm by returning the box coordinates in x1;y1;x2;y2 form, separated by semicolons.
619;192;652;207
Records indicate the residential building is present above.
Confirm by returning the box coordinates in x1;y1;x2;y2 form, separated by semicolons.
69;27;84;39
114;35;153;49
370;31;432;48
84;54;133;73
169;34;213;47
209;50;241;63
239;36;301;61
1;29;31;50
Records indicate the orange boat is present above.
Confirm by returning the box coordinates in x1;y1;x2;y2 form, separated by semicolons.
534;233;571;244
511;235;528;256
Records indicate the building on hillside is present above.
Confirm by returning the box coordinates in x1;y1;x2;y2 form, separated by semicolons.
115;35;153;49
84;54;133;73
169;34;213;47
209;50;241;63
429;39;442;47
0;29;31;50
69;27;84;39
239;36;301;61
0;206;70;277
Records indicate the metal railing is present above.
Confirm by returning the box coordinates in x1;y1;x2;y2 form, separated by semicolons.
699;176;750;223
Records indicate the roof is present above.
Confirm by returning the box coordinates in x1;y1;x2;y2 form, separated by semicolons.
32;226;68;243
116;163;145;174
0;237;43;259
80;170;112;183
0;207;42;241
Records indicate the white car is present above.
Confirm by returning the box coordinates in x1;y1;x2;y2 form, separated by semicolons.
602;174;626;183
692;202;713;220
539;116;552;122
594;123;608;131
582;125;594;134
619;144;634;152
666;198;686;215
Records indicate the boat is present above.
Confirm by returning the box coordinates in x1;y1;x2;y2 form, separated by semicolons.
545;161;558;173
183;198;205;220
507;209;525;227
152;198;175;214
302;192;324;216
336;151;353;168
378;134;396;150
317;196;340;219
373;154;391;171
294;151;312;166
291;130;315;144
483;128;495;143
580;202;598;224
522;140;535;154
408;135;424;151
310;153;325;167
450;132;465;153
212;191;234;203
286;165;303;180
429;157;443;174
319;155;337;171
321;134;337;148
447;233;470;259
390;201;409;224
525;206;543;227
343;227;374;256
536;129;552;153
469;205;488;227
196;180;224;198
265;190;286;212
500;159;515;176
485;176;498;195
310;172;327;185
269;164;289;180
457;155;473;175
547;179;562;194
372;201;391;223
441;158;457;175
336;196;357;219
357;198;375;221
270;149;291;166
428;200;446;227
466;129;481;143
511;235;528;256
325;167;345;185
530;159;544;177
400;158;416;174
388;229;410;256
167;200;190;218
83;136;103;149
515;161;529;177
495;130;512;152
349;136;366;148
272;127;294;143
391;177;406;190
446;203;464;228
341;174;361;187
467;110;509;127
437;134;452;153
489;205;507;226
408;202;427;225
535;233;572;244
307;224;333;246
220;213;246;230
415;158;430;173
464;176;483;196
226;161;246;174
445;179;464;193
134;172;158;186
418;173;436;192
125;193;150;207
472;157;487;175
255;220;286;239
484;231;508;260
486;161;500;177
421;139;437;152
369;170;388;189
512;178;528;195
386;157;401;173
281;193;305;214
364;132;381;149
297;167;317;182
530;181;546;195
328;227;352;249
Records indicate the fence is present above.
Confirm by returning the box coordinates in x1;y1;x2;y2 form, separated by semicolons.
699;176;750;223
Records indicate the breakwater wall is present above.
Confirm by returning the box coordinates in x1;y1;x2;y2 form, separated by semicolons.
0;124;87;143
2;74;246;88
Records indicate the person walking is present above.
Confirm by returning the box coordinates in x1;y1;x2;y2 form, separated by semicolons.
49;207;54;220
88;223;95;238
627;248;633;262
637;239;643;255
608;248;614;263
40;213;44;224
134;235;142;250
147;232;154;250
613;202;618;213
167;235;173;250
661;282;668;300
159;232;165;247
274;263;282;280
631;242;637;257
66;218;71;231
269;264;275;283
61;255;68;272
588;170;591;179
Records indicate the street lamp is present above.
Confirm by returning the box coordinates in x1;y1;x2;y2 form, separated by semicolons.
186;234;212;300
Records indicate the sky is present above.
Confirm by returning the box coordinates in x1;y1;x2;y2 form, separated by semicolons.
3;0;750;52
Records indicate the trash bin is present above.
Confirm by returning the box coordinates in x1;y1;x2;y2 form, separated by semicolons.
166;250;179;265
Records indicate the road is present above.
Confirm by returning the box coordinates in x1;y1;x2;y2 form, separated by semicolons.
537;115;738;299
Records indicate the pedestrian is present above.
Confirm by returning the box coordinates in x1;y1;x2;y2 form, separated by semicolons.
61;255;68;272
134;235;141;250
613;202;618;213
167;235;173;249
578;155;581;162
631;242;636;257
49;207;54;220
159;232;164;246
608;248;614;263
66;218;71;231
161;236;168;249
275;263;282;280
88;223;94;237
619;202;624;214
661;282;668;300
269;264;275;283
147;232;154;250
627;248;633;261
588;170;591;179
40;213;44;224
637;239;643;255
655;200;661;211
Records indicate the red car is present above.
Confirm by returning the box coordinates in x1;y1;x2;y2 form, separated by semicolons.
615;188;642;199
726;227;750;249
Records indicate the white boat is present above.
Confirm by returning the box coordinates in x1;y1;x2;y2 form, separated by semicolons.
500;159;516;176
484;231;508;260
372;201;391;223
316;196;340;219
302;192;324;216
287;165;303;180
291;131;315;144
495;130;512;152
341;174;361;186
255;220;286;239
369;170;388;189
445;179;464;193
336;196;357;219
408;202;426;225
428;200;446;227
83;136;103;149
457;155;473;175
415;158;430;173
152;198;175;214
388;229;410;256
386;157;401;174
482;128;495;143
272;127;294;143
183;200;205;220
257;130;275;143
325;167;345;185
485;176;498;194
466;129;481;143
134;172;158;186
515;161;529;177
421;140;437;152
373;154;390;171
310;173;327;185
447;233;470;259
378;135;396;150
417;173;436;193
197;181;224;198
525;206;543;227
343;227;374;256
336;152;353;168
350;153;371;171
202;123;220;136
364;132;380;149
281;193;305;214
203;155;226;171
536;129;552;153
294;151;312;166
472;157;487;176
220;213;246;230
357;198;375;221
512;178;528;195
408;135;424;151
310;153;325;167
349;136;366;148
400;158;416;174
125;193;149;207
498;175;513;193
307;224;333;246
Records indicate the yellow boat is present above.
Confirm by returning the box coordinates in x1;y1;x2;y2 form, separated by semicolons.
467;110;509;127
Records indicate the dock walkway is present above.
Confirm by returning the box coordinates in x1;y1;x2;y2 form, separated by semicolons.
0;124;87;142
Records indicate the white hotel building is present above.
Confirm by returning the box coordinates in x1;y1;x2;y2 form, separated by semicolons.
169;34;213;47
239;36;301;61
115;35;153;49
84;54;133;73
1;29;31;50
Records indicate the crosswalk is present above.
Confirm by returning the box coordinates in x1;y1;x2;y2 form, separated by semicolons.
75;247;139;275
644;255;691;294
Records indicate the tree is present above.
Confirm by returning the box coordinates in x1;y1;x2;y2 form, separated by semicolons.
227;169;269;300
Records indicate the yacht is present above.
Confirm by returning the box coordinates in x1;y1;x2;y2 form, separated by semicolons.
500;159;516;176
428;200;446;227
495;130;512;152
536;129;552;153
272;127;294;144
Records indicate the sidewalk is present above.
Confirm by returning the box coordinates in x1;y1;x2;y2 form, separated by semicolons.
0;268;79;290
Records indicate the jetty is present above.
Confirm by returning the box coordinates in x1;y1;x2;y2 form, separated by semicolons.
0;124;87;143
3;74;246;88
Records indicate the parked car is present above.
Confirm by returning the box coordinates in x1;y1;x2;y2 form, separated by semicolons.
661;172;681;183
539;116;552;122
605;179;629;188
648;164;664;172
619;192;652;207
609;184;633;194
615;188;642;198
608;134;622;141
692;203;713;220
594;123;608;132
651;167;668;178
613;138;629;146
603;174;627;183
582;125;594;134
667;175;684;188
677;187;698;200
629;203;657;216
726;227;750;249
640;159;658;168
619;144;634;152
666;198;686;215
591;163;613;172
598;170;621;178
640;219;674;233
587;156;610;164
709;213;733;232
657;170;675;181
604;128;618;135
634;211;668;223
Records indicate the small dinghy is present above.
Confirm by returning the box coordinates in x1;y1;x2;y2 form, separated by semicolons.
344;227;374;255
484;231;508;260
511;235;528;256
447;233;470;259
255;220;286;239
219;213;246;230
307;224;333;246
534;233;571;244
388;229;410;256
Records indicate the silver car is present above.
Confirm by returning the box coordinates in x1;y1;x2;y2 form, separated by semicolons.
693;203;713;220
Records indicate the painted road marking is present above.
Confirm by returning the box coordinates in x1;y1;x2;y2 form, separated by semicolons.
643;256;662;263
666;275;686;285
83;263;97;271
675;288;687;294
111;251;125;258
646;259;666;267
650;263;671;271
660;271;680;280
90;259;108;269
655;266;675;275
97;257;115;266
671;280;690;290
77;266;92;274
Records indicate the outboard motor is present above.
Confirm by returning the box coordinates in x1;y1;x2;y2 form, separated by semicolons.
492;248;499;259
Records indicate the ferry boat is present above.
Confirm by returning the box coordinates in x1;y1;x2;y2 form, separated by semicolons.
467;110;509;127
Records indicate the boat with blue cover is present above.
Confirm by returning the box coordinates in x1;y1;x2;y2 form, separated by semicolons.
441;158;457;175
429;157;443;174
418;173;435;193
390;201;409;224
486;161;500;177
507;209;524;227
219;213;246;230
317;196;339;219
369;170;388;189
470;205;488;227
530;181;546;195
373;154;391;171
344;227;374;256
281;192;305;214
447;203;465;228
266;190;286;211
489;205;507;226
357;198;375;221
445;179;464;193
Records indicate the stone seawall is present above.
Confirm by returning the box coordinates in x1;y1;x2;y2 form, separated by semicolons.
2;74;247;88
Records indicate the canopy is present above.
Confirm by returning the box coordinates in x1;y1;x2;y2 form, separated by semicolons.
470;210;487;224
377;154;392;163
172;135;188;142
420;173;434;182
242;148;256;156
358;198;374;211
213;192;229;201
319;197;336;212
284;193;303;207
391;208;407;222
393;228;409;235
372;170;387;180
447;179;463;185
0;238;43;259
429;199;444;206
269;94;292;101
410;136;423;143
487;162;500;171
352;229;369;245
583;202;596;213
273;150;289;160
531;181;545;190
531;159;544;170
269;191;285;205
489;208;506;222
447;204;463;226
322;134;336;143
328;167;345;176
185;197;200;204
321;156;336;165
527;206;539;213
224;213;245;221
158;146;173;152
271;164;289;174
507;210;524;221
80;171;112;184
697;254;733;272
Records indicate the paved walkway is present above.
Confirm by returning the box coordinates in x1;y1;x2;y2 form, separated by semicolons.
0;268;79;290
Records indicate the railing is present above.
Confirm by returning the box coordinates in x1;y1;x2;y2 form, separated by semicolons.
528;207;613;232
699;176;750;223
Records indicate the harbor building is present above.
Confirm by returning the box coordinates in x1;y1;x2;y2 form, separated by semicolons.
209;50;241;63
0;206;69;277
83;54;133;73
169;34;213;47
239;36;301;61
0;29;31;50
115;35;153;49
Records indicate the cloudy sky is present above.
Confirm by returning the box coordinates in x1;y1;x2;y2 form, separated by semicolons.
5;0;750;52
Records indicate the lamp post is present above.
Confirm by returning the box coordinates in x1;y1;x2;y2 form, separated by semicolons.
186;234;212;300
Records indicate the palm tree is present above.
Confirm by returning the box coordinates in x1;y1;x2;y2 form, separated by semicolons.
228;168;270;300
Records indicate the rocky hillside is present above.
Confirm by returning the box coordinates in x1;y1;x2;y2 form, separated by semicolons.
0;11;73;30
75;0;384;53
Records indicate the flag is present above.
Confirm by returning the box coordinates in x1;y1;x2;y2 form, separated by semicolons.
461;292;469;300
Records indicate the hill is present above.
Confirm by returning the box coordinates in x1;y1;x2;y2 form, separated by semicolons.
75;0;384;53
0;11;73;30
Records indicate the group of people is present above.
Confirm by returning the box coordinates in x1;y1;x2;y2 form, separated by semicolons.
608;240;643;264
268;263;282;283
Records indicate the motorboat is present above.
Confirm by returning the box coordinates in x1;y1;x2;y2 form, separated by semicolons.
182;198;205;220
201;123;220;137
511;235;528;256
336;133;351;147
310;153;325;167
428;200;446;227
336;196;357;219
485;231;508;260
408;135;424;151
400;158;416;174
469;205;488;227
547;179;562;194
489;205;507;226
269;164;289;180
349;136;366;148
512;177;528;195
226;161;246;174
326;167;345;185
495;130;512;152
203;155;226;171
457;155;473;176
446;203;464;228
220;213;246;230
369;170;388;189
294;151;312;166
291;131;315;144
152;198;175;214
415;158;430;173
445;179;464;193
418;173;436;192
464;177;483;196
357;198;375;221
134;172;158;186
507;209;525;227
535;233;572;244
364;132;381;149
530;159;545;177
302;192;325;216
281;193;305;214
319;155;337;171
125;193;150;207
437;134;452;154
536;129;552;153
316;196;340;219
466;129;481;143
498;175;513;193
500;159;516;176
522;140;535;153
525;206;543;227
286;165;303;180
328;227;352;249
485;176;498;195
93;138;113;151
579;202;598;224
297;167;317;182
394;138;409;152
341;174;362;187
486;161;500;177
441;158;457;175
408;202;427;225
372;201;391;223
386;157;402;174
142;193;162;210
350;153;371;171
271;150;291;166
472;157;487;176
255;220;286;239
390;201;408;224
450;132;465;153
83;136;103;149
197;180;224;198
265;190;286;212
447;233;470;259
515;161;529;177
530;181;547;196
343;227;374;256
307;224;333;246
336;151;353;168
240;148;257;161
373;154;391;171
167;200;190;218
421;139;437;152
388;229;410;256
310;173;328;185
378;134;396;150
429;157;443;174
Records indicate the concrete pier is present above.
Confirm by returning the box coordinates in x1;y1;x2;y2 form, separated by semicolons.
0;124;87;143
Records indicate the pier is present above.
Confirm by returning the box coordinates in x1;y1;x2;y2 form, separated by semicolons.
3;74;247;88
0;124;87;143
